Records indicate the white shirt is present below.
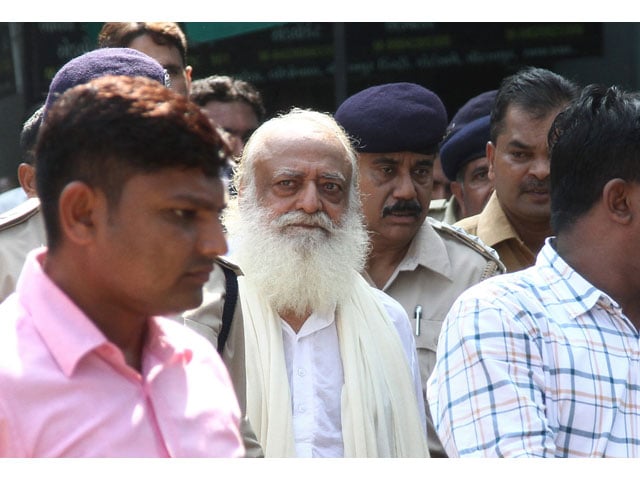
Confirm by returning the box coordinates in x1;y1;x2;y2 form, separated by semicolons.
281;288;425;458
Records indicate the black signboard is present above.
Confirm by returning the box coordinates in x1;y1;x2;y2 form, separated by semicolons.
0;24;16;98
18;22;605;116
22;22;100;108
189;22;603;116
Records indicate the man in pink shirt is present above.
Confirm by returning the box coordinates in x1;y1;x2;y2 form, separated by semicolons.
0;74;244;457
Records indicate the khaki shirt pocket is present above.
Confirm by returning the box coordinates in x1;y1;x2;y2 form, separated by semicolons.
414;318;444;390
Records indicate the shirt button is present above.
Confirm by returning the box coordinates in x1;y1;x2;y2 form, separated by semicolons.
297;405;306;413
297;368;306;377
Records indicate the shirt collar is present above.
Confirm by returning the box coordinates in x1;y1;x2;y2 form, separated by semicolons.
537;238;620;320
397;219;453;280
18;247;188;377
281;302;337;339
476;191;526;249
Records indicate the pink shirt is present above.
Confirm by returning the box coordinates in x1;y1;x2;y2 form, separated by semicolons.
0;247;245;458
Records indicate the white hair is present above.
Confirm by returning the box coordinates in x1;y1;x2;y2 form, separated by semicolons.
224;107;370;317
234;107;361;213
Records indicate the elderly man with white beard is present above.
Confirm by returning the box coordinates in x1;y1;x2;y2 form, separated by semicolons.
185;107;428;458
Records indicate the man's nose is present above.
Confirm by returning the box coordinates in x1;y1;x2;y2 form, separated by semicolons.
199;218;228;258
393;172;418;200
530;155;550;179
296;182;322;214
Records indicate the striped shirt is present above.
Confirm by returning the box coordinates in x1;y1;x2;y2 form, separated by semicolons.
427;238;640;457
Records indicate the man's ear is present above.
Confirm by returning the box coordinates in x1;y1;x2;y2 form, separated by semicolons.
57;181;101;246
17;163;37;197
603;178;633;225
450;181;467;219
486;141;496;181
185;65;193;92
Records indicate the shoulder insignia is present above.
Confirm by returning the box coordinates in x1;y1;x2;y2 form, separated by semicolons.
428;198;448;211
427;216;506;276
0;197;41;232
214;255;243;276
428;198;449;222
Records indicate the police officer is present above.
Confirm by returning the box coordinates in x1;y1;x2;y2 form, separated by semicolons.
0;105;44;300
454;67;579;272
437;89;497;222
335;82;505;458
426;154;459;225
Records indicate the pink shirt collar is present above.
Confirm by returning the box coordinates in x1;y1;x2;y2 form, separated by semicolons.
17;247;191;378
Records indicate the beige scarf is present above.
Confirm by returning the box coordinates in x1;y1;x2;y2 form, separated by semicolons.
241;272;429;457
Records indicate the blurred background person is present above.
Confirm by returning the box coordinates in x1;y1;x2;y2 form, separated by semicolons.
97;22;192;96
438;90;497;222
0;105;43;213
190;75;266;160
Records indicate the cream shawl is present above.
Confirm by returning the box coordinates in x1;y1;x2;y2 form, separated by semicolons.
241;271;429;457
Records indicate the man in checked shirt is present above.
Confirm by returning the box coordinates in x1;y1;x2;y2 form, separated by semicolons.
428;84;640;457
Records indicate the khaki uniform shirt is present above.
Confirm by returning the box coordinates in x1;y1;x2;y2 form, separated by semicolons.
182;257;263;457
0;198;46;302
455;191;535;272
366;217;505;457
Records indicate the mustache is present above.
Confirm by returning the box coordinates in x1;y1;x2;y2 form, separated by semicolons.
274;210;336;231
519;178;550;193
382;200;423;217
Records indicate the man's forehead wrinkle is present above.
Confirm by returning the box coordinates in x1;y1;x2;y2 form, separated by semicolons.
272;167;346;182
322;172;346;182
272;166;303;177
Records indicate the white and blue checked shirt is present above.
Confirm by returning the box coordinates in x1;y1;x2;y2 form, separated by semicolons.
427;238;640;457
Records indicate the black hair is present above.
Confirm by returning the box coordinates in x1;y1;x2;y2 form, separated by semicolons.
36;75;230;250
549;84;640;233
97;22;188;66
190;75;266;123
490;66;580;143
20;104;44;165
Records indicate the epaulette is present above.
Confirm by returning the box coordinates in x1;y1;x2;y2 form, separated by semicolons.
428;198;448;212
427;198;448;222
214;255;244;276
0;197;41;232
427;216;506;276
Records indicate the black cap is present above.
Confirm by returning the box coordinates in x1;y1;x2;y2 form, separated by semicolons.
335;82;447;154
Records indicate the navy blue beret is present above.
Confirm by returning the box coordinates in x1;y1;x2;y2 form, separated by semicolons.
335;82;447;154
446;89;497;139
440;115;490;181
44;48;169;120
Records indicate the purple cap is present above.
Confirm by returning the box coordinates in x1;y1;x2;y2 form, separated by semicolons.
440;115;491;181
439;90;497;180
335;82;448;154
446;90;497;139
43;48;169;119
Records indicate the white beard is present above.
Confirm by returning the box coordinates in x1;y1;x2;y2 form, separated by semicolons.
224;196;370;318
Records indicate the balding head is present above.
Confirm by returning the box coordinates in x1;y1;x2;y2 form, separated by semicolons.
235;108;360;216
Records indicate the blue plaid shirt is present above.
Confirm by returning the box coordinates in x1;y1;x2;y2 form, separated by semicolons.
427;238;640;457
